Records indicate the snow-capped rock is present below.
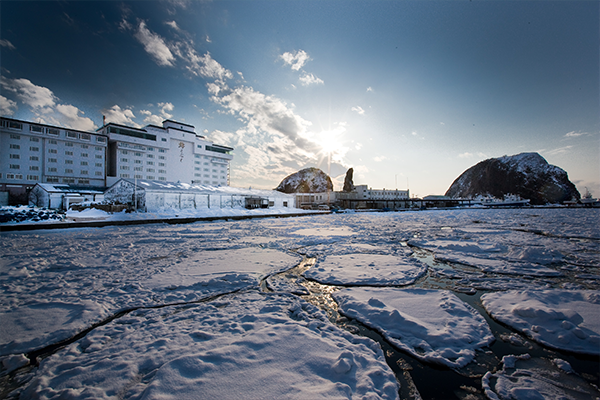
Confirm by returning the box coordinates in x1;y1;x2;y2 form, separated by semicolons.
445;152;580;205
275;167;333;193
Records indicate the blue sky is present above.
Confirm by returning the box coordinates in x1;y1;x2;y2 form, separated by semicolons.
1;1;598;197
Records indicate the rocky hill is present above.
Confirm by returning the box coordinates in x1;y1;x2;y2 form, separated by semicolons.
445;152;580;205
275;167;333;193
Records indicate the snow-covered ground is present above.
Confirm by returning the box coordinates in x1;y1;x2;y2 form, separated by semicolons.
0;208;598;399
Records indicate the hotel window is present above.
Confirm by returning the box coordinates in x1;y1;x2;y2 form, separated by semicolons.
134;160;142;164
146;176;155;180
27;175;39;180
29;166;39;171
48;140;58;145
96;154;103;159
81;161;88;166
95;163;102;167
195;167;200;171
30;147;39;151
120;166;129;170
81;144;88;149
120;158;128;162
159;177;166;181
48;158;57;163
95;171;102;176
47;128;59;136
135;152;142;157
194;173;201;177
158;156;165;160
121;150;129;155
9;154;20;159
65;160;73;165
147;147;154;151
80;133;90;141
8;121;22;130
78;179;89;184
47;177;59;183
96;136;106;143
95;146;103;151
65;151;74;156
30;156;39;161
66;131;78;139
146;168;155;173
161;138;167;142
48;167;57;172
30;125;44;133
65;142;74;147
159;162;165;167
9;164;20;169
120;173;130;178
65;169;73;174
134;167;142;172
9;144;20;149
81;170;88;175
158;149;165;153
159;169;166;174
147;161;154;165
30;137;40;142
48;149;57;154
81;153;88;157
135;174;142;179
147;154;154;159
63;178;75;183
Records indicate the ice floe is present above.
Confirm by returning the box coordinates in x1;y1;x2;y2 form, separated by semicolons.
303;254;427;286
333;287;495;368
481;289;600;355
19;292;399;399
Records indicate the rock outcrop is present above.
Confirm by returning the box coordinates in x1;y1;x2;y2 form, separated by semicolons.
445;152;580;205
343;168;355;192
275;167;333;193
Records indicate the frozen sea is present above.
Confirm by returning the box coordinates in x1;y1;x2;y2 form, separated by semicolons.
1;208;599;399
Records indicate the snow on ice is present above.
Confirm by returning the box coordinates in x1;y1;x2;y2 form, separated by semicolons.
333;287;495;368
303;254;427;286
1;207;599;398
481;289;600;355
482;354;598;400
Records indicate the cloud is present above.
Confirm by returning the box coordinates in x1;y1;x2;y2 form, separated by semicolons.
564;131;590;138
140;102;174;125
0;95;17;116
351;106;365;115
0;39;15;50
458;152;487;159
542;146;573;156
102;105;140;128
280;50;310;71
1;76;57;110
134;21;175;67
1;76;97;130
298;72;324;86
366;87;374;92
374;156;387;162
165;20;181;31
55;104;96;131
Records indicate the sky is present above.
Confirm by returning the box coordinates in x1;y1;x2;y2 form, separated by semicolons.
1;0;598;197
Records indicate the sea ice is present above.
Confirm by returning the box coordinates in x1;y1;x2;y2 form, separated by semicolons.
481;289;600;355
303;254;427;286
482;354;598;400
333;287;495;368
19;292;399;399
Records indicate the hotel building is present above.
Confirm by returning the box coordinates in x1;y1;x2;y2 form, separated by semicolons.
0;117;233;204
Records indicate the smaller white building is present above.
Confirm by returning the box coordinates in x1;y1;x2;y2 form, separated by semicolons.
29;183;105;210
104;179;295;212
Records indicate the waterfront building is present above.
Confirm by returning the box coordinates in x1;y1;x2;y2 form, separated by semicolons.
0;117;108;203
97;120;232;187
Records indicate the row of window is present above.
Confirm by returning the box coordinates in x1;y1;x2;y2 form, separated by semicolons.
1;174;95;184
3;122;107;143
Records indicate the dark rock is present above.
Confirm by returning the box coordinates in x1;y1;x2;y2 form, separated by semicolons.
275;167;333;193
445;152;580;205
343;168;355;193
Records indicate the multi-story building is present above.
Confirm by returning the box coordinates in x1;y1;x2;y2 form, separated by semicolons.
97;120;233;187
1;117;234;205
0;117;108;203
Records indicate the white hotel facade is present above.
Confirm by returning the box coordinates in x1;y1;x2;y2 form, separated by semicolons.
0;117;233;204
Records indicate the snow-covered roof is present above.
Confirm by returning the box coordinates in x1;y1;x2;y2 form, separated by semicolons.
114;179;293;197
34;183;105;194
